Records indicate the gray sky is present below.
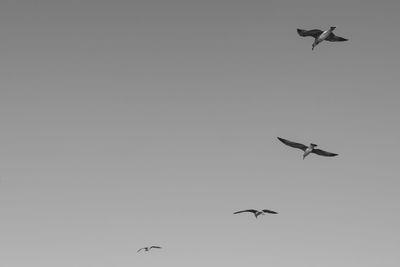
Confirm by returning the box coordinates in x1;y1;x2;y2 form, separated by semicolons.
1;1;399;266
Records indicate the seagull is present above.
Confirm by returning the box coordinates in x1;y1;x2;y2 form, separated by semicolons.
277;137;338;159
233;209;278;219
137;246;162;253
297;26;348;50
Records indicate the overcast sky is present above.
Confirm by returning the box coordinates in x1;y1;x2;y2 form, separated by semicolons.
1;1;399;267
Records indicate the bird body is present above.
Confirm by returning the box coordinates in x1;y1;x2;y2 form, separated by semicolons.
297;26;348;50
303;147;313;159
233;209;278;219
316;28;334;44
137;246;162;253
277;137;338;159
302;143;318;159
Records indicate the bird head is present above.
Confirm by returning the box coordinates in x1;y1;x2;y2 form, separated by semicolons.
330;26;336;30
310;143;318;147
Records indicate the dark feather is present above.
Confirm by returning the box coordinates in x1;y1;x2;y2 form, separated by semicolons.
262;209;278;214
234;209;258;214
150;246;162;249
325;33;348;42
297;29;323;38
277;137;308;151
312;149;338;157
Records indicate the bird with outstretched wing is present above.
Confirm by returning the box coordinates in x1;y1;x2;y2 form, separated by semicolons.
278;137;338;159
234;209;278;218
137;246;162;253
297;27;348;50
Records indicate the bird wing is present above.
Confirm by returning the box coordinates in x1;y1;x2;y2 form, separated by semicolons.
297;29;323;38
150;246;162;249
137;248;145;252
262;209;278;214
325;33;348;42
311;149;338;157
234;209;258;214
277;137;308;151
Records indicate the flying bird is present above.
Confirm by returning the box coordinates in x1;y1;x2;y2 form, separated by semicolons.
137;246;162;253
297;26;348;50
277;137;338;159
233;209;278;219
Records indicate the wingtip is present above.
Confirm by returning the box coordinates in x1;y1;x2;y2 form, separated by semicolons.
277;137;286;144
296;29;302;35
297;28;307;36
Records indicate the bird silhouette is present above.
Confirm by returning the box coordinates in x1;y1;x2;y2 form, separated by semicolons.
233;209;278;219
297;26;348;50
137;246;162;253
278;137;338;159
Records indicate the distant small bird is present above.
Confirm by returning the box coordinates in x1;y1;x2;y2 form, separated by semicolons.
137;246;162;253
297;26;348;50
277;137;338;159
233;209;278;219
